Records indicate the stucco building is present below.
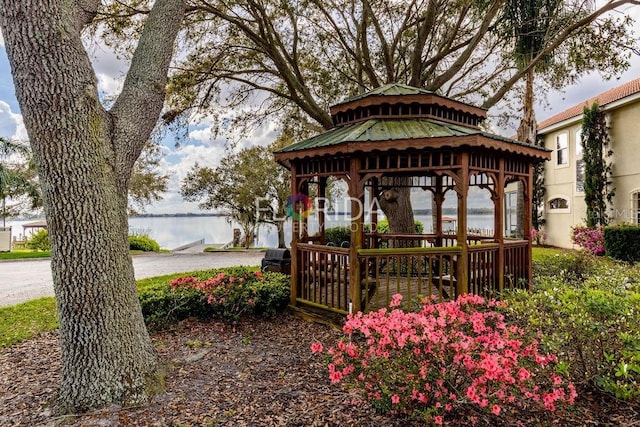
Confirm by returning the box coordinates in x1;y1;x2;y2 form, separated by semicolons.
537;78;640;248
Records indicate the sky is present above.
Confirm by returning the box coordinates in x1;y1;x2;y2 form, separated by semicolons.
0;5;638;215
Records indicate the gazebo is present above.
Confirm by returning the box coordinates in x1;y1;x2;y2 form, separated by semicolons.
274;84;549;323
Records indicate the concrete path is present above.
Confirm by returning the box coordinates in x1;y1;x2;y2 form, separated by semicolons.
0;247;266;307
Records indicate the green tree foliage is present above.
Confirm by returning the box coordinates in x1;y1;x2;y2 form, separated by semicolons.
99;0;638;234
181;144;290;248
531;159;546;231
26;229;50;252
149;0;635;132
581;102;614;228
0;137;41;226
128;141;169;215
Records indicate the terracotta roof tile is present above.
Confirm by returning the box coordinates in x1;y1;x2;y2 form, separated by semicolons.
538;77;640;130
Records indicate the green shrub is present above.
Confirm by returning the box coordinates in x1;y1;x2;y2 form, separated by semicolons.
139;266;290;328
26;229;50;251
324;226;352;246
325;219;424;246
369;218;424;234
604;224;640;262
502;256;640;400
128;234;160;252
532;250;596;286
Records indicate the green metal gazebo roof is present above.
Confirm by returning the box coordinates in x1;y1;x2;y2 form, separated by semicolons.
339;83;436;103
276;117;543;154
274;83;550;163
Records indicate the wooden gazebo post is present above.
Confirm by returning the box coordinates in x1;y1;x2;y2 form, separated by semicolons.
348;158;364;313
289;164;299;307
456;153;470;295
434;175;444;247
318;177;327;243
495;158;506;294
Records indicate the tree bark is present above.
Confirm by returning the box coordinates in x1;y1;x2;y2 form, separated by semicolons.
0;0;185;413
514;67;537;238
378;178;416;246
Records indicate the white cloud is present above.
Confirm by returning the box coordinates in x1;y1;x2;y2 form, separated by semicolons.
0;30;4;48
0;100;27;141
96;72;124;99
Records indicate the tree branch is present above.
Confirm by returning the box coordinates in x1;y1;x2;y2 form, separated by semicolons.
482;0;640;108
110;0;186;176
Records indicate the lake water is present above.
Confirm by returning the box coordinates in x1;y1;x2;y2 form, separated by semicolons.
6;213;495;250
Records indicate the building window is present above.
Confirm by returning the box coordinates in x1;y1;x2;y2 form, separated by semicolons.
549;197;569;210
575;129;584;193
633;191;640;224
576;160;585;193
575;129;583;159
556;133;568;165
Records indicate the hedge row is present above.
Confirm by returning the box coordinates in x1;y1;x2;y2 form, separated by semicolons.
604;224;640;262
138;266;290;329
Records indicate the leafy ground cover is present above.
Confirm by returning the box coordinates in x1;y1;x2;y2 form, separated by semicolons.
2;248;640;425
2;315;640;426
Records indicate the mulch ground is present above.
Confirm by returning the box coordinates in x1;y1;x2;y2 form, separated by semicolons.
1;313;639;426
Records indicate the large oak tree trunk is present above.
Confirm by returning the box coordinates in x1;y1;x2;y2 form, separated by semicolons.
379;178;416;247
0;0;184;413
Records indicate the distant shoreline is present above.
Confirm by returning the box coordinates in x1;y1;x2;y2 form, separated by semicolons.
130;208;494;218
10;208;494;222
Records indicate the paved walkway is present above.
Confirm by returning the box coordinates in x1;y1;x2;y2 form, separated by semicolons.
0;248;266;307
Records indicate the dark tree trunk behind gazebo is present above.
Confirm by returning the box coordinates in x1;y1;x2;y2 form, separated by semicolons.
379;182;416;235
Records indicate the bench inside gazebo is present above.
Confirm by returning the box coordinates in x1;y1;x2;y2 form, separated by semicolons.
274;84;549;324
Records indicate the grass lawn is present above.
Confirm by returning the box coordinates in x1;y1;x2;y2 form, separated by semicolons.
0;297;57;348
0;268;253;350
0;249;169;260
532;245;568;262
0;250;51;260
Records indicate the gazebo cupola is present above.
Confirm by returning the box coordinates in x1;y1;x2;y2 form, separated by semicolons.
330;85;486;129
275;83;549;324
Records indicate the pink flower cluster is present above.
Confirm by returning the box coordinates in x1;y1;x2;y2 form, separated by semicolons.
313;294;576;424
169;270;265;306
530;228;547;246
571;225;605;255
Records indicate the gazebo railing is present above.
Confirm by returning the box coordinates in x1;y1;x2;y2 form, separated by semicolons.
297;243;351;313
468;243;499;298
365;233;491;249
504;240;529;290
294;240;529;315
357;247;460;311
